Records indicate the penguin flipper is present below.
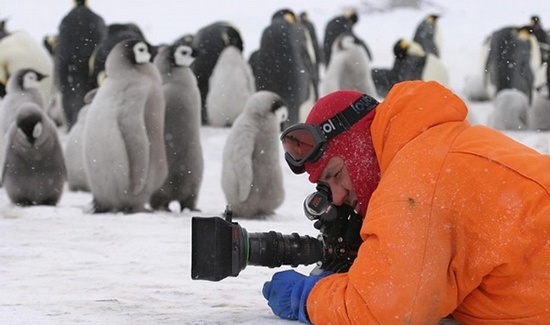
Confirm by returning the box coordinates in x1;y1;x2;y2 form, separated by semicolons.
118;114;150;195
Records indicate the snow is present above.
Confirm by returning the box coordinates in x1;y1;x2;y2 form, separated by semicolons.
1;0;549;324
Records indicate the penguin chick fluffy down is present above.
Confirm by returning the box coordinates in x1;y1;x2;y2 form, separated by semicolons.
1;102;67;206
83;39;168;213
221;91;287;218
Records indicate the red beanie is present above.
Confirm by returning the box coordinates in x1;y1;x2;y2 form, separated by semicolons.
304;90;380;213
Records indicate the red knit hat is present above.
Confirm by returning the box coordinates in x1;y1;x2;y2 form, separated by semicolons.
304;90;380;213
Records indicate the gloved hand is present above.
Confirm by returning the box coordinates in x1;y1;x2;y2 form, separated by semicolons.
262;270;332;323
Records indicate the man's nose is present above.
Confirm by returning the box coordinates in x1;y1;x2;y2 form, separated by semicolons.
328;183;347;206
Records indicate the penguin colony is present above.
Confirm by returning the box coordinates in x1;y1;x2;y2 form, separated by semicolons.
0;2;549;216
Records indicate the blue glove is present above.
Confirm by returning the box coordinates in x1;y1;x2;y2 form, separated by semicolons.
262;270;332;323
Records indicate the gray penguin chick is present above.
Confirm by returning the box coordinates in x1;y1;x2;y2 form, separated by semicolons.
150;44;204;211
1;102;67;205
83;39;168;213
221;91;287;218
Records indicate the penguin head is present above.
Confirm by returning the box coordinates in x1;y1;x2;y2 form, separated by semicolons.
73;0;88;7
343;8;359;24
15;104;44;145
393;39;425;59
15;69;47;91
131;40;152;64
172;44;197;67
531;16;541;29
272;9;297;24
517;25;534;41
426;14;440;24
245;91;288;123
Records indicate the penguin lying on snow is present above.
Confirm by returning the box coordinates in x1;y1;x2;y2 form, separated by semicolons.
1;102;66;206
221;91;287;219
150;44;203;212
83;39;168;213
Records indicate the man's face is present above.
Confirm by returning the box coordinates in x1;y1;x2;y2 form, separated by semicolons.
317;156;363;215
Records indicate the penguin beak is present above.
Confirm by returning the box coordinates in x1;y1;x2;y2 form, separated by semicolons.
36;72;48;81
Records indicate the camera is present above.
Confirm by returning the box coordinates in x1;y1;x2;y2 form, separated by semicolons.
191;183;363;281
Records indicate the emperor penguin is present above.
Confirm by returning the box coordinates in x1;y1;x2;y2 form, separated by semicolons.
190;21;244;124
206;45;256;127
64;88;97;192
83;39;168;213
320;32;376;97
55;0;106;129
150;44;204;212
490;88;529;130
253;9;314;128
221;91;287;219
1;102;66;206
299;11;322;95
527;63;550;130
0;68;48;178
322;9;372;66
413;14;442;57
484;26;541;101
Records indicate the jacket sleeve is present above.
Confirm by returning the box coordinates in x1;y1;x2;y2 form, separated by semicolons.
307;199;460;324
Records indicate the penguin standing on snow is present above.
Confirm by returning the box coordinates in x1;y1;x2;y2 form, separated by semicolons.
83;39;168;213
64;88;96;192
206;45;256;127
190;21;244;125
320;32;376;97
485;26;540;101
0;69;48;177
221;91;287;219
413;14;441;57
253;9;315;128
55;0;106;129
150;44;203;212
1;102;66;206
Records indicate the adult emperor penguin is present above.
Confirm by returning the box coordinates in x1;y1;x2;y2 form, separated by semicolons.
64;88;96;192
0;68;48;177
254;9;314;128
55;0;106;129
1;102;66;205
221;91;287;219
320;32;376;97
322;9;372;66
206;45;256;127
190;21;244;124
484;26;541;102
83;39;168;213
413;14;441;57
150;44;204;212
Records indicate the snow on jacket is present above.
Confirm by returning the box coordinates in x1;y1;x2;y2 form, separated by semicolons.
307;80;550;324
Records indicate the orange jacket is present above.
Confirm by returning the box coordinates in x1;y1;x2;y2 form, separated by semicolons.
307;81;550;324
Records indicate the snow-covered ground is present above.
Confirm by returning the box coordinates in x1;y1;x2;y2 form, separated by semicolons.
1;0;549;324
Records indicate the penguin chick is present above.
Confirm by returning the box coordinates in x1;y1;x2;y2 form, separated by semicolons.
221;91;287;219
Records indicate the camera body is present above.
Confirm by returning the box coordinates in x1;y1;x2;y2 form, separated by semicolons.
191;183;363;281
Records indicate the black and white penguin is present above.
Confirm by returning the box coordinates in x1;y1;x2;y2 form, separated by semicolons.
54;0;106;129
1;102;66;205
83;39;168;213
485;26;541;101
371;39;448;98
299;11;321;101
150;44;203;212
221;91;287;219
190;21;244;124
413;14;441;57
322;9;372;67
253;9;315;128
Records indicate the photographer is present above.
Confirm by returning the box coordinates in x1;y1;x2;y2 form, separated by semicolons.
263;80;550;323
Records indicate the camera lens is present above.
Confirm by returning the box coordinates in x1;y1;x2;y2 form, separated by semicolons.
246;231;323;268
